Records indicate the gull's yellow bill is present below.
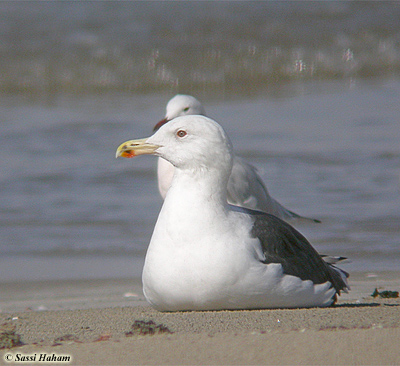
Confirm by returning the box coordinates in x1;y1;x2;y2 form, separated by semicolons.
115;138;160;158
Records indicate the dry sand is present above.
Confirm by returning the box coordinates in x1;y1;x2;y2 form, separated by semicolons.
1;272;399;365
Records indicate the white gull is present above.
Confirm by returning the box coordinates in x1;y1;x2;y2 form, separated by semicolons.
116;115;349;311
154;94;319;223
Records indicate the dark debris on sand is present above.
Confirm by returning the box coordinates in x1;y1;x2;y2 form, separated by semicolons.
125;320;173;336
371;288;399;299
0;323;23;349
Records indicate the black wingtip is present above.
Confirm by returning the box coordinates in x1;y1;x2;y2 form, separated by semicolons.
288;210;321;224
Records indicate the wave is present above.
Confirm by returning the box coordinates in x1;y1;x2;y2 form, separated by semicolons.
1;2;400;95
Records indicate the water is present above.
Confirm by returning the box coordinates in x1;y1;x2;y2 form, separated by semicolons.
1;2;400;95
0;2;399;282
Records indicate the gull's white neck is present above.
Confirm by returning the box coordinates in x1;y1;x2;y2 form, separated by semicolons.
167;167;228;212
153;166;230;247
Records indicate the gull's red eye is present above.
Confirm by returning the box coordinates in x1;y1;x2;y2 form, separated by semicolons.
177;130;187;138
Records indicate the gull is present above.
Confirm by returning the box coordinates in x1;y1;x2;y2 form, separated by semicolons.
116;115;348;311
154;94;319;223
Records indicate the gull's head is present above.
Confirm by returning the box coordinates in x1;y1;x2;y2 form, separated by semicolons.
154;94;205;131
117;115;233;173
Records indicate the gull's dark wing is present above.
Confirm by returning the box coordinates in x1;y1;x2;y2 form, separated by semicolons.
248;210;348;294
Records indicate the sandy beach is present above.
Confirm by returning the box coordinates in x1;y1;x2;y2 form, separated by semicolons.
1;272;399;365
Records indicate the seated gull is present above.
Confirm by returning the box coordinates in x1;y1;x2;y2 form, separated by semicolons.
116;115;349;311
154;94;319;223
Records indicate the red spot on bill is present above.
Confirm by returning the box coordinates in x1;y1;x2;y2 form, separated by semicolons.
120;150;135;158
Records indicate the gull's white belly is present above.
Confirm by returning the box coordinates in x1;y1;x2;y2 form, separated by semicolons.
142;246;336;311
142;234;252;311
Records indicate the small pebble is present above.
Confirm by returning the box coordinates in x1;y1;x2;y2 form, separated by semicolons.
123;292;138;298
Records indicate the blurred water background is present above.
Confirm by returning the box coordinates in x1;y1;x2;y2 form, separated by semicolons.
1;1;400;282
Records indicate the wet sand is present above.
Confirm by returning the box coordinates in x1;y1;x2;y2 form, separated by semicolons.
1;272;399;365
